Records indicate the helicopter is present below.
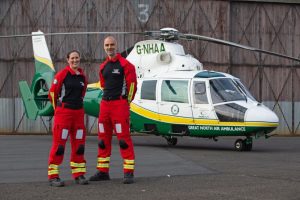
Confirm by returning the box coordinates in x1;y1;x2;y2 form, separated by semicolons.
6;28;299;151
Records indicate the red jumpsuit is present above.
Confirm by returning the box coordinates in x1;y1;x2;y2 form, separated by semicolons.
97;53;137;174
48;66;87;180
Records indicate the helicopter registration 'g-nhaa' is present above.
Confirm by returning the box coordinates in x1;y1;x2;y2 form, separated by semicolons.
3;28;299;151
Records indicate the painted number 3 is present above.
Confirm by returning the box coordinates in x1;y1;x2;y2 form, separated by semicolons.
138;4;149;23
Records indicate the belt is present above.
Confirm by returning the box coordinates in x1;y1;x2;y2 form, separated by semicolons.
102;95;127;101
57;102;83;110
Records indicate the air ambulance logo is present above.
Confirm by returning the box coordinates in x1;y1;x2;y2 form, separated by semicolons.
171;104;179;115
112;69;120;74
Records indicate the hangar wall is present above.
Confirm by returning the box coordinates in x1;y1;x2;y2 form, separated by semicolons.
0;0;299;135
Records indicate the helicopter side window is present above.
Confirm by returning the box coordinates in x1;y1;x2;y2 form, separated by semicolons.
210;78;245;104
141;80;157;100
161;80;189;103
193;81;208;104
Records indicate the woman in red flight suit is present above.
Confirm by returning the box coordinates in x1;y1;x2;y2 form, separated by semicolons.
47;50;88;187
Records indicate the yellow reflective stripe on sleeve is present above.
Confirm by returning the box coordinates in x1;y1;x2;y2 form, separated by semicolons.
124;159;135;164
124;164;135;170
97;163;109;168
71;168;86;174
70;162;86;168
50;92;55;109
48;169;59;175
128;83;135;102
97;157;110;162
48;164;59;169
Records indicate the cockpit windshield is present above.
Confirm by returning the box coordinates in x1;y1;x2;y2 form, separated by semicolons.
210;78;246;104
234;79;256;101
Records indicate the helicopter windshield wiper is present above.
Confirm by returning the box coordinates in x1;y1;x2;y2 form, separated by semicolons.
233;80;247;103
165;80;176;94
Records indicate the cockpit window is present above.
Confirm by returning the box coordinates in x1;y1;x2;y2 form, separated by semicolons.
234;79;256;101
161;80;189;103
141;80;157;100
210;78;245;104
193;81;208;104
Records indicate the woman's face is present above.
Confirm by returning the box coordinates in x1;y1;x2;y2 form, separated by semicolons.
67;52;80;70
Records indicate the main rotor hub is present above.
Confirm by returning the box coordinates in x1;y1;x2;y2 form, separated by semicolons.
159;28;179;41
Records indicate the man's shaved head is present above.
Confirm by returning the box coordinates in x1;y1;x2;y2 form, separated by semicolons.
104;36;117;58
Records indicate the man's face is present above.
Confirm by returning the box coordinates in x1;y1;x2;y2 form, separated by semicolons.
104;37;117;58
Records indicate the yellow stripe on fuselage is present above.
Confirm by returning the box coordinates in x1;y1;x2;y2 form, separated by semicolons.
130;103;278;127
34;55;54;71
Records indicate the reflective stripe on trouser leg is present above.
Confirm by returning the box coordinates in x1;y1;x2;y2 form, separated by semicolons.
48;164;59;177
70;162;86;177
96;157;110;172
123;159;135;171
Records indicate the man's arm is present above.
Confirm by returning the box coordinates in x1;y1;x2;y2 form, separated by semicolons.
124;61;137;103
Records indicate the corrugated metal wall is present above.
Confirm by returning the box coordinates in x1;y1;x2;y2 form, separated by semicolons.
0;0;299;135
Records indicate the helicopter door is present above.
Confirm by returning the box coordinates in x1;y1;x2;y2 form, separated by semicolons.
134;80;159;132
158;79;193;134
191;80;217;121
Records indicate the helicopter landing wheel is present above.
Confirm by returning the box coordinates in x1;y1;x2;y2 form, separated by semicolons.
235;138;253;151
166;137;178;146
234;139;245;151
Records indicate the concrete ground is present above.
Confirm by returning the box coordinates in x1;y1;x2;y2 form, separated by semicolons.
0;135;299;200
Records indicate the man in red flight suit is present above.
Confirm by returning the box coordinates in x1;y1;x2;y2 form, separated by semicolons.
48;50;88;187
89;36;137;184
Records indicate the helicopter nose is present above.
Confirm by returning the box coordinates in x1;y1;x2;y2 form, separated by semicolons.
244;104;279;124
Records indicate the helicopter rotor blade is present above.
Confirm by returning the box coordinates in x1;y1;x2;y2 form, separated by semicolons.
182;33;300;62
1;28;299;62
0;31;145;38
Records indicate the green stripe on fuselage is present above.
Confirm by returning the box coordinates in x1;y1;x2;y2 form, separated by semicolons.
129;103;277;137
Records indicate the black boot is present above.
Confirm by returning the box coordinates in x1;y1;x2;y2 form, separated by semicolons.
123;172;134;184
75;175;89;185
89;171;110;181
49;177;65;187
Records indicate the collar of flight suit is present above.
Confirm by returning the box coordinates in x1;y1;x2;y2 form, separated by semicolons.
66;65;84;75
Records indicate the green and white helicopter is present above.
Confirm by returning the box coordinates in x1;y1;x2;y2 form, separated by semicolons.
4;28;299;151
